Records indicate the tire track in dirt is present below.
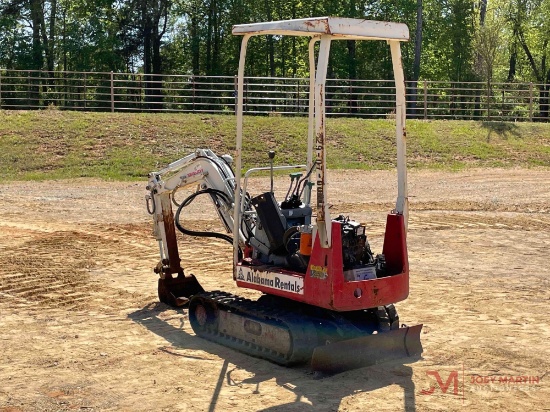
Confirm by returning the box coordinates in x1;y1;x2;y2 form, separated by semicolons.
409;213;550;231
0;231;96;308
0;219;239;311
0;227;148;311
329;210;550;233
2;210;547;312
334;200;549;214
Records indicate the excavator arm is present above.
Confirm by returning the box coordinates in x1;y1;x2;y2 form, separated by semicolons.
145;149;245;306
145;147;310;305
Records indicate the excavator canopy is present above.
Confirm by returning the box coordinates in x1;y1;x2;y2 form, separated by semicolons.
232;16;409;41
231;17;409;253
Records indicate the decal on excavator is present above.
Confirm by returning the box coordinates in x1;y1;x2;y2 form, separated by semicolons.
310;265;328;280
239;267;304;294
186;168;204;178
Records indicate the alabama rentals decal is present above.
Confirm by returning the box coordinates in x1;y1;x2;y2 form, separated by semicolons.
237;267;304;295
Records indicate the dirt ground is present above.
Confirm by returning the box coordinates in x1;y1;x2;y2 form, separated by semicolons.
0;168;549;412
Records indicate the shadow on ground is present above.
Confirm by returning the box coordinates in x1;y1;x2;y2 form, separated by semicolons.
129;302;421;412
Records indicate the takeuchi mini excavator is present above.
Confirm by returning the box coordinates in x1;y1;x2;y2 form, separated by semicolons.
145;17;422;374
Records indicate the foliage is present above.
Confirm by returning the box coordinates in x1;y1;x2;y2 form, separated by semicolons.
1;1;550;116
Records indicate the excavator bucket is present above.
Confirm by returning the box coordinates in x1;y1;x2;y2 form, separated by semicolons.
158;274;204;307
311;324;423;375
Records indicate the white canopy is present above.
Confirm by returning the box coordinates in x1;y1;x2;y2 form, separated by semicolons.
232;17;409;41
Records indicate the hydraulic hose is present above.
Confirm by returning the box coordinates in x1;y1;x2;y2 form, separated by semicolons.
174;189;234;244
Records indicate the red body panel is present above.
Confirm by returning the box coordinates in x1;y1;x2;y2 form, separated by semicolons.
235;213;409;311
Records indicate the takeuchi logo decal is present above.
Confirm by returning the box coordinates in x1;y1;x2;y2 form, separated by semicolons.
238;267;304;294
186;168;204;178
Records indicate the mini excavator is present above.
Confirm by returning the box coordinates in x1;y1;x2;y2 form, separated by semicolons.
145;17;422;375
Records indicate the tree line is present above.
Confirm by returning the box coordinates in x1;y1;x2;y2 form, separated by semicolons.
0;0;549;117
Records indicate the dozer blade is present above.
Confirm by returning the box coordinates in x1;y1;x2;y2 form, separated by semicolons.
158;274;204;307
311;324;423;375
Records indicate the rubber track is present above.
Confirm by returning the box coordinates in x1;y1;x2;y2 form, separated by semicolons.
190;291;317;366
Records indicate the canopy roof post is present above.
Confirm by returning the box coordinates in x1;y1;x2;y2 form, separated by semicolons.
233;34;251;269
389;40;408;230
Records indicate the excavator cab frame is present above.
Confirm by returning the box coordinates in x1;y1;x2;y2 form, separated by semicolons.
232;17;409;264
228;18;413;313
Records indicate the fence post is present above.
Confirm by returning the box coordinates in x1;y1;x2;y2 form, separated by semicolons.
501;90;505;120
27;71;31;108
83;73;87;110
487;83;491;121
39;70;43;107
138;73;143;111
234;75;237;115
0;70;2;110
529;82;533;121
192;75;196;111
62;70;66;108
423;81;427;119
297;82;300;113
110;71;114;112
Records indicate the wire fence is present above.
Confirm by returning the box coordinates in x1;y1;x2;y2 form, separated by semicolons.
0;69;548;121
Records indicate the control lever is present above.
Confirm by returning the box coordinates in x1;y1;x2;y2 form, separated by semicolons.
285;172;303;202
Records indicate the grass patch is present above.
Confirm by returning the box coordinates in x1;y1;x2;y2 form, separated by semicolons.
0;110;548;181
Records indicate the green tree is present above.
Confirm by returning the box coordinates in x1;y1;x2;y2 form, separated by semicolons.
505;0;550;117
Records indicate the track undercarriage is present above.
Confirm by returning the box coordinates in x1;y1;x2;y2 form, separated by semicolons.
188;291;422;374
